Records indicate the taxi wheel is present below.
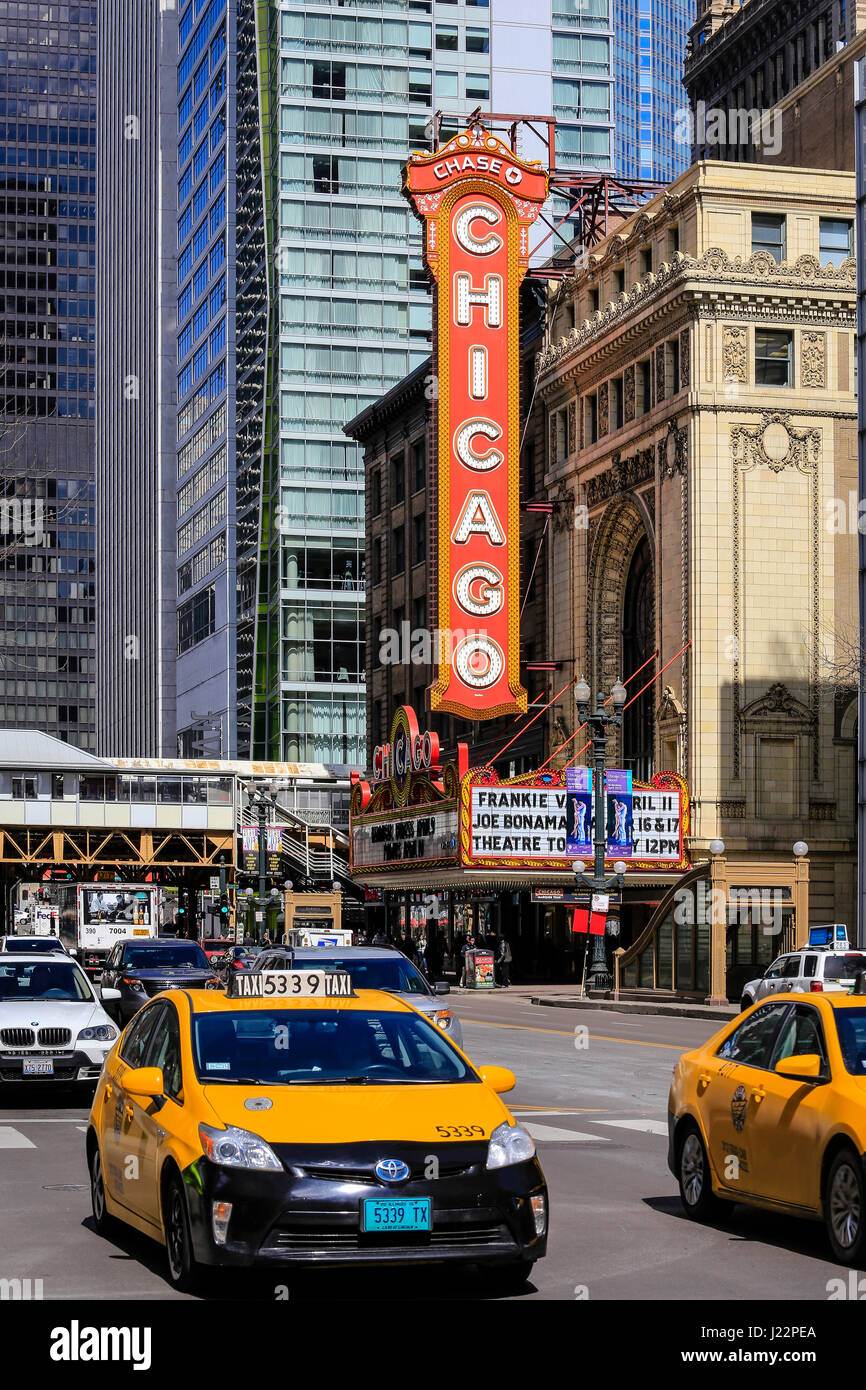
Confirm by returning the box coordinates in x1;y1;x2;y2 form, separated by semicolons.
825;1148;866;1265
164;1173;201;1294
89;1141;116;1237
677;1123;723;1222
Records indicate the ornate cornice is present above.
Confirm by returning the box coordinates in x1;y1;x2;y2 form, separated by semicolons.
537;248;855;381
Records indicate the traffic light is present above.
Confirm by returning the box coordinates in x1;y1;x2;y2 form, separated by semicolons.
219;895;230;928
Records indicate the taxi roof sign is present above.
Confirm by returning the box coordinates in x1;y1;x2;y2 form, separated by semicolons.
229;969;354;1000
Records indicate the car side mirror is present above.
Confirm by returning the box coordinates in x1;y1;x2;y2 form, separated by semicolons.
434;981;450;995
478;1065;516;1094
124;1066;164;1100
101;987;121;1002
775;1053;825;1085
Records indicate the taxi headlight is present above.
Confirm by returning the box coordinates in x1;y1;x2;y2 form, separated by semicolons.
486;1121;536;1171
77;1025;118;1043
432;1009;453;1030
199;1123;282;1172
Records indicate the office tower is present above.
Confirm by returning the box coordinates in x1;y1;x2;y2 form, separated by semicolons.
615;0;695;181
0;0;97;750
95;0;178;756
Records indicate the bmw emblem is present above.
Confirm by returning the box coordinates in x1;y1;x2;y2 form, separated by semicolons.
731;1084;748;1132
375;1158;410;1184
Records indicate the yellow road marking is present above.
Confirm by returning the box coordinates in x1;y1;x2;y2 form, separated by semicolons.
509;1105;608;1113
462;1017;685;1050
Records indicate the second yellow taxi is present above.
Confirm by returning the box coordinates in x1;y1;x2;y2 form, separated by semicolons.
669;990;866;1262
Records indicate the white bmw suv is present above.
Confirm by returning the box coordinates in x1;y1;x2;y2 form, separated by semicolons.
0;954;120;1085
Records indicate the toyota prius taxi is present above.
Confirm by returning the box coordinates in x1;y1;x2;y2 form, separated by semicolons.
86;969;547;1292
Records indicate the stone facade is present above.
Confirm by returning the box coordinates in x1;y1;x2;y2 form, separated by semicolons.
536;160;858;930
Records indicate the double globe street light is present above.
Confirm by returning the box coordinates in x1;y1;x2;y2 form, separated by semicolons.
571;675;629;993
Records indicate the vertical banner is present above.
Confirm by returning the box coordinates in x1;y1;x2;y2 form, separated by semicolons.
403;123;548;720
565;766;593;857
605;770;634;857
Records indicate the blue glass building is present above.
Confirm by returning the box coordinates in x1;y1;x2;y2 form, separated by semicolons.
614;0;696;182
0;0;98;750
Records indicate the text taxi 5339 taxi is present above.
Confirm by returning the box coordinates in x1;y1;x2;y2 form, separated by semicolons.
86;968;547;1292
669;989;866;1263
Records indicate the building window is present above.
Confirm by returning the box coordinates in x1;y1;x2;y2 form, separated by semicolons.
612;376;623;429
639;360;651;414
752;212;786;263
312;61;346;101
371;470;381;514
12;776;37;800
435;25;458;49
640;246;652;277
412;439;426;493
177;585;216;655
393;526;405;575
391;454;405;505
819;217;854;267
755;329;793;387
614;266;625;294
312;156;339;194
590;286;599;312
414;513;426;565
373;537;382;585
586;393;598;445
466;72;490;101
668;338;680;396
437;70;459;99
466;28;489;53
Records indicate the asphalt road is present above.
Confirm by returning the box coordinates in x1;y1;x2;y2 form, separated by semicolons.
0;995;846;1302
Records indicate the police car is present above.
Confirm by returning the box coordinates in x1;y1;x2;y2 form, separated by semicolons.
740;925;865;1011
86;968;547;1292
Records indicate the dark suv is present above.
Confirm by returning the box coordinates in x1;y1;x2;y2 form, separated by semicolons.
100;938;219;1025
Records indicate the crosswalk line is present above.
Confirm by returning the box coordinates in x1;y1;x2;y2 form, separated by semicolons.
0;1126;36;1149
593;1118;668;1136
523;1122;609;1143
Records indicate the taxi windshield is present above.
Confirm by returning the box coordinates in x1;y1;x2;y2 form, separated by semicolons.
0;960;92;1002
834;1008;866;1074
192;1008;477;1086
294;956;430;996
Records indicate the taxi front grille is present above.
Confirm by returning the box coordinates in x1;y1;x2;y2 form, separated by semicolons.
295;1159;476;1185
266;1221;509;1252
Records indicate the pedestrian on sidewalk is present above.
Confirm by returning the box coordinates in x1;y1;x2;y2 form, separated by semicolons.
497;934;512;988
460;932;477;988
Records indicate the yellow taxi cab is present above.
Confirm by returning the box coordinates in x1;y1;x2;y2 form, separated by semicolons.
668;990;866;1263
86;967;547;1292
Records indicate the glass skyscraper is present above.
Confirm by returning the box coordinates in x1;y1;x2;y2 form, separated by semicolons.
614;0;695;182
175;0;492;764
0;0;97;750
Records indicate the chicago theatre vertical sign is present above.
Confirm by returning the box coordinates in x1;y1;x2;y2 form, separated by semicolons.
404;124;548;720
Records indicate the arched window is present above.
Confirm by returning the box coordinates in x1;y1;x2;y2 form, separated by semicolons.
622;535;654;781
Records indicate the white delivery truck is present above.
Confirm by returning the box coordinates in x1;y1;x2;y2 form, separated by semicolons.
75;883;158;977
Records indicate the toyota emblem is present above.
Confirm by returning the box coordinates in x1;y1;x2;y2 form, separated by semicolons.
375;1158;410;1184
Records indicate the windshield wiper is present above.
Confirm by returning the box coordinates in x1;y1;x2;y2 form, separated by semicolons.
201;1076;266;1085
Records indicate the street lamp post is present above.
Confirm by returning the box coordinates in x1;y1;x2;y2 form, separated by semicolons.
573;675;629;993
246;781;282;942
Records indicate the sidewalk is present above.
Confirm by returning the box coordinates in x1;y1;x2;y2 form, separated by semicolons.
450;980;737;1021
